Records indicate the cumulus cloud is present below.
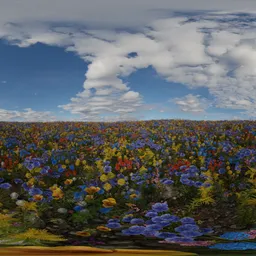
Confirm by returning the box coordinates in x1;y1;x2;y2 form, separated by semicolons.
0;108;56;122
172;94;210;113
1;5;256;120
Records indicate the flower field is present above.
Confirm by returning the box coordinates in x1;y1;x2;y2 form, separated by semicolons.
0;120;256;253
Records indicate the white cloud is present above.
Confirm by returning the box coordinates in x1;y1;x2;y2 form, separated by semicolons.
0;108;56;122
172;94;210;113
1;81;6;84
1;7;256;120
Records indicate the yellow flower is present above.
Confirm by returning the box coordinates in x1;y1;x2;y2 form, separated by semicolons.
85;186;101;194
64;179;73;185
107;172;115;179
96;226;111;232
117;178;126;186
82;160;87;165
17;163;23;169
20;201;37;211
85;195;94;201
62;165;66;169
25;173;32;179
102;198;116;208
75;159;80;166
75;231;91;237
103;183;112;191
100;174;108;182
52;188;64;199
130;193;138;199
65;159;70;164
10;228;66;241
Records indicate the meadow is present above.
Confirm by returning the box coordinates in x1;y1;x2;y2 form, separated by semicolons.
0;120;256;253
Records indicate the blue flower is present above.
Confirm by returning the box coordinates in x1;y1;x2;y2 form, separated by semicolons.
122;216;133;223
161;214;180;222
107;222;121;229
99;207;113;214
168;237;194;243
130;218;144;225
152;202;169;212
0;183;11;189
218;168;226;174
145;224;163;231
180;217;196;224
29;188;43;196
0;178;4;183
127;225;146;235
180;230;203;237
73;205;83;212
219;232;250;241
108;219;120;223
209;242;256;250
14;178;23;184
157;232;177;239
142;229;159;237
145;211;158;218
151;216;163;223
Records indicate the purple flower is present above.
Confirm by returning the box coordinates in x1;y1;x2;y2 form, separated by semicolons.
152;202;169;212
122;216;133;223
0;178;4;183
145;211;158;218
130;218;144;225
161;214;180;222
142;229;160;237
29;188;43;196
180;217;196;224
145;224;163;231
107;222;121;229
128;225;146;235
14;178;23;184
0;183;11;189
151;216;163;223
157;232;177;239
180;230;203;237
218;168;226;174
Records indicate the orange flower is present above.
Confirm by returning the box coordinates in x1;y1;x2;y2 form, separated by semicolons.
64;179;73;185
85;186;100;194
75;231;91;237
33;194;43;201
96;226;111;232
102;198;116;208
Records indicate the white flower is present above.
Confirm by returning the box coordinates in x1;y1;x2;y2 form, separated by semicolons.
10;192;19;200
57;208;68;214
16;200;25;206
77;201;87;206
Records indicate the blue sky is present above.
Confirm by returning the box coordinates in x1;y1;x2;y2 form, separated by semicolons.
0;0;256;121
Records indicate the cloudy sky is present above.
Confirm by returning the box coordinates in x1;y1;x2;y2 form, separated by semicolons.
1;0;256;121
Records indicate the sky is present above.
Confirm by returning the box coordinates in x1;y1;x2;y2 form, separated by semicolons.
1;0;256;121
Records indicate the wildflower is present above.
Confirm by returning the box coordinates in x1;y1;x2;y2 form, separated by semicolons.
96;226;111;232
117;178;126;186
85;186;101;194
0;183;11;189
57;208;67;214
100;174;108;182
106;222;121;229
130;218;144;225
10;228;66;241
10;192;19;200
75;231;91;237
102;198;116;208
64;179;73;185
103;183;112;191
85;195;94;201
145;211;158;218
33;194;44;201
151;202;169;212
